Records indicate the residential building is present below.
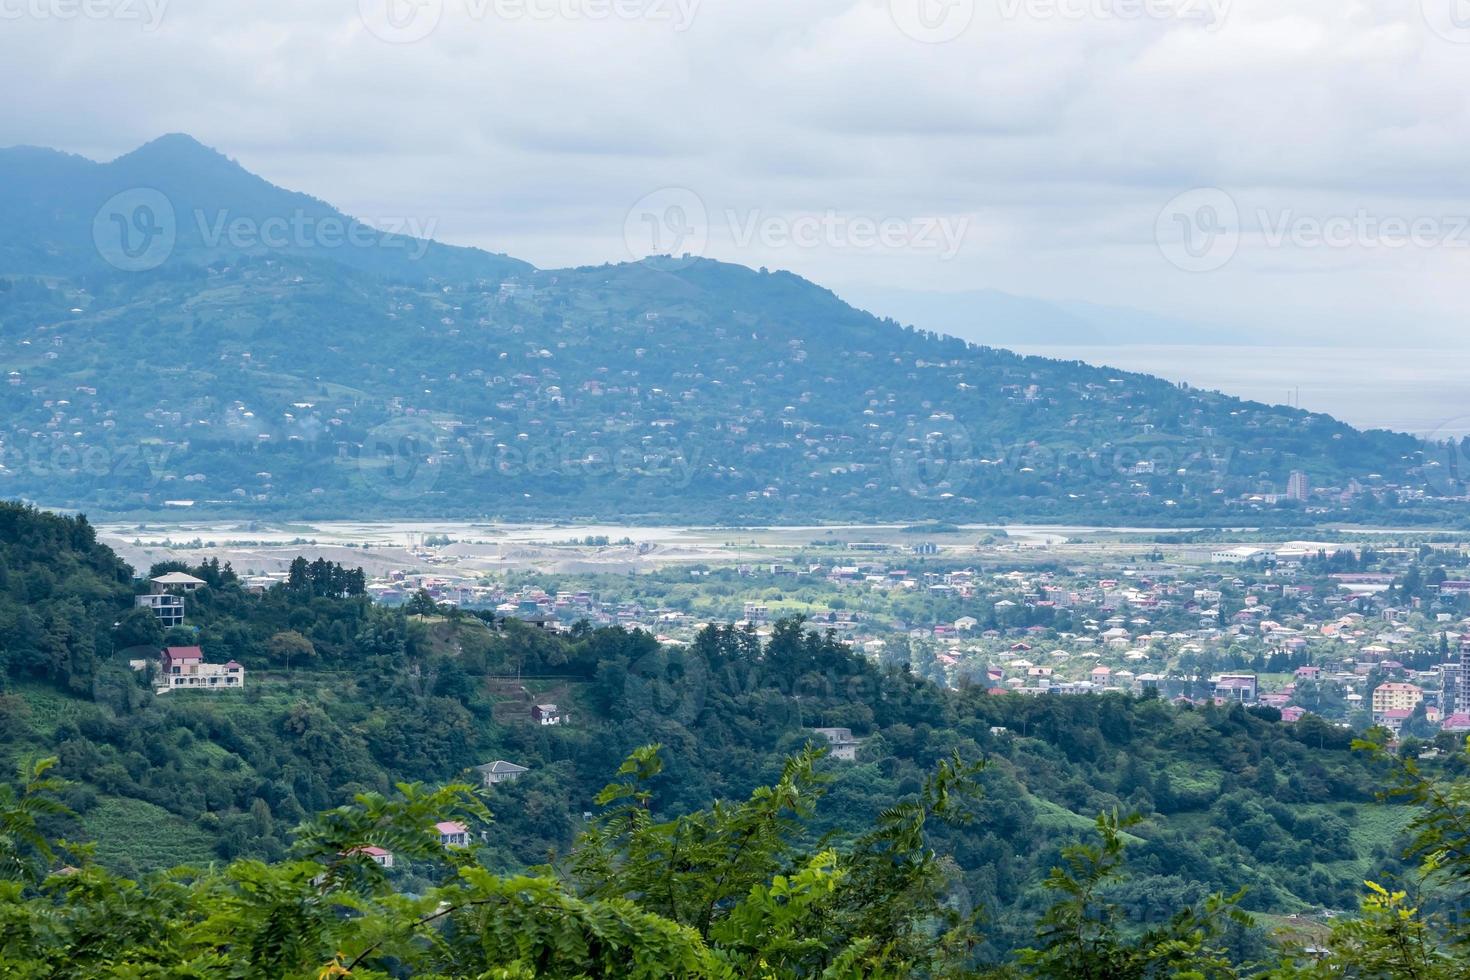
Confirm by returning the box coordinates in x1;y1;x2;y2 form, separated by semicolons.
158;646;244;691
1286;470;1310;502
1371;682;1423;718
1213;673;1258;703
474;760;529;786
435;821;469;848
345;846;394;868
809;727;863;761
1459;636;1470;714
531;703;567;726
151;572;207;592
136;592;185;628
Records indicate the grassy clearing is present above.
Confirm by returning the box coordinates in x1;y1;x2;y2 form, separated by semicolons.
1031;796;1146;845
12;682;90;739
82;796;218;872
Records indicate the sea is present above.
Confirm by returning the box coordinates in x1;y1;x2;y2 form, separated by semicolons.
1009;345;1470;439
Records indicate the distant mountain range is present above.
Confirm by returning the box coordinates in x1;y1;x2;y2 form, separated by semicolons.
840;286;1266;347
0;135;1458;524
0;133;529;283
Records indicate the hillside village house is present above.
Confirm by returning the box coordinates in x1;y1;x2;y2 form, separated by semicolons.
158;646;244;691
135;592;186;628
435;821;469;848
345;846;393;868
531;703;568;726
1213;674;1259;704
810;727;863;761
474;760;529;786
151;572;207;592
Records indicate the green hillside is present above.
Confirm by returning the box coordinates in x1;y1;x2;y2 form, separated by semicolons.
0;501;1444;953
0;137;1457;525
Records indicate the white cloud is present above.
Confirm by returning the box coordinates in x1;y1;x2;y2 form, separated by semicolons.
2;0;1469;341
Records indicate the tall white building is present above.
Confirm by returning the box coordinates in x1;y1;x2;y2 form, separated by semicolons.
1286;470;1310;502
1460;636;1470;713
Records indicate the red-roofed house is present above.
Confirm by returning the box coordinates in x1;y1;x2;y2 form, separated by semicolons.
1280;706;1305;723
1443;712;1470;734
158;646;245;692
345;845;394;868
435;821;469;848
1379;708;1413;733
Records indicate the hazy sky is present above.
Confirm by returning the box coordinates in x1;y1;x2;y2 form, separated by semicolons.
4;0;1470;344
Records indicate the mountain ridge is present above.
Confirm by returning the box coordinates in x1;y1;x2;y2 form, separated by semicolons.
0;135;1453;524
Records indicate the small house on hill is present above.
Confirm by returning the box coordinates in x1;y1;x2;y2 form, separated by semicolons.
345;845;394;868
809;727;863;762
532;704;568;726
435;822;469;848
151;572;207;593
475;760;530;786
158;646;244;691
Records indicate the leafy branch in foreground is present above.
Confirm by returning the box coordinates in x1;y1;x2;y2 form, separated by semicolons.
1011;809;1252;980
1262;733;1470;979
0;757;75;884
5;735;1470;978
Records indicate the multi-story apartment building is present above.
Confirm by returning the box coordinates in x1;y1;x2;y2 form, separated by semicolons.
1371;682;1423;717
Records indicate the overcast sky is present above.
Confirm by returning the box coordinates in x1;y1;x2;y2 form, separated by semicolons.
4;0;1470;346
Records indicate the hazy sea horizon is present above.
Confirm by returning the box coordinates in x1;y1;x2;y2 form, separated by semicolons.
1010;345;1470;439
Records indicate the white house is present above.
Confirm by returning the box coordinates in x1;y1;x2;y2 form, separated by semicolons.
151;572;207;592
475;760;529;786
158;647;244;692
810;727;863;762
531;704;568;726
435;821;469;848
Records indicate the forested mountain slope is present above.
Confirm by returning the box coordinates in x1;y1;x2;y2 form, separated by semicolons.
0;137;1452;524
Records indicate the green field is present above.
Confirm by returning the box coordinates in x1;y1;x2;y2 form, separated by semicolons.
82;796;219;872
